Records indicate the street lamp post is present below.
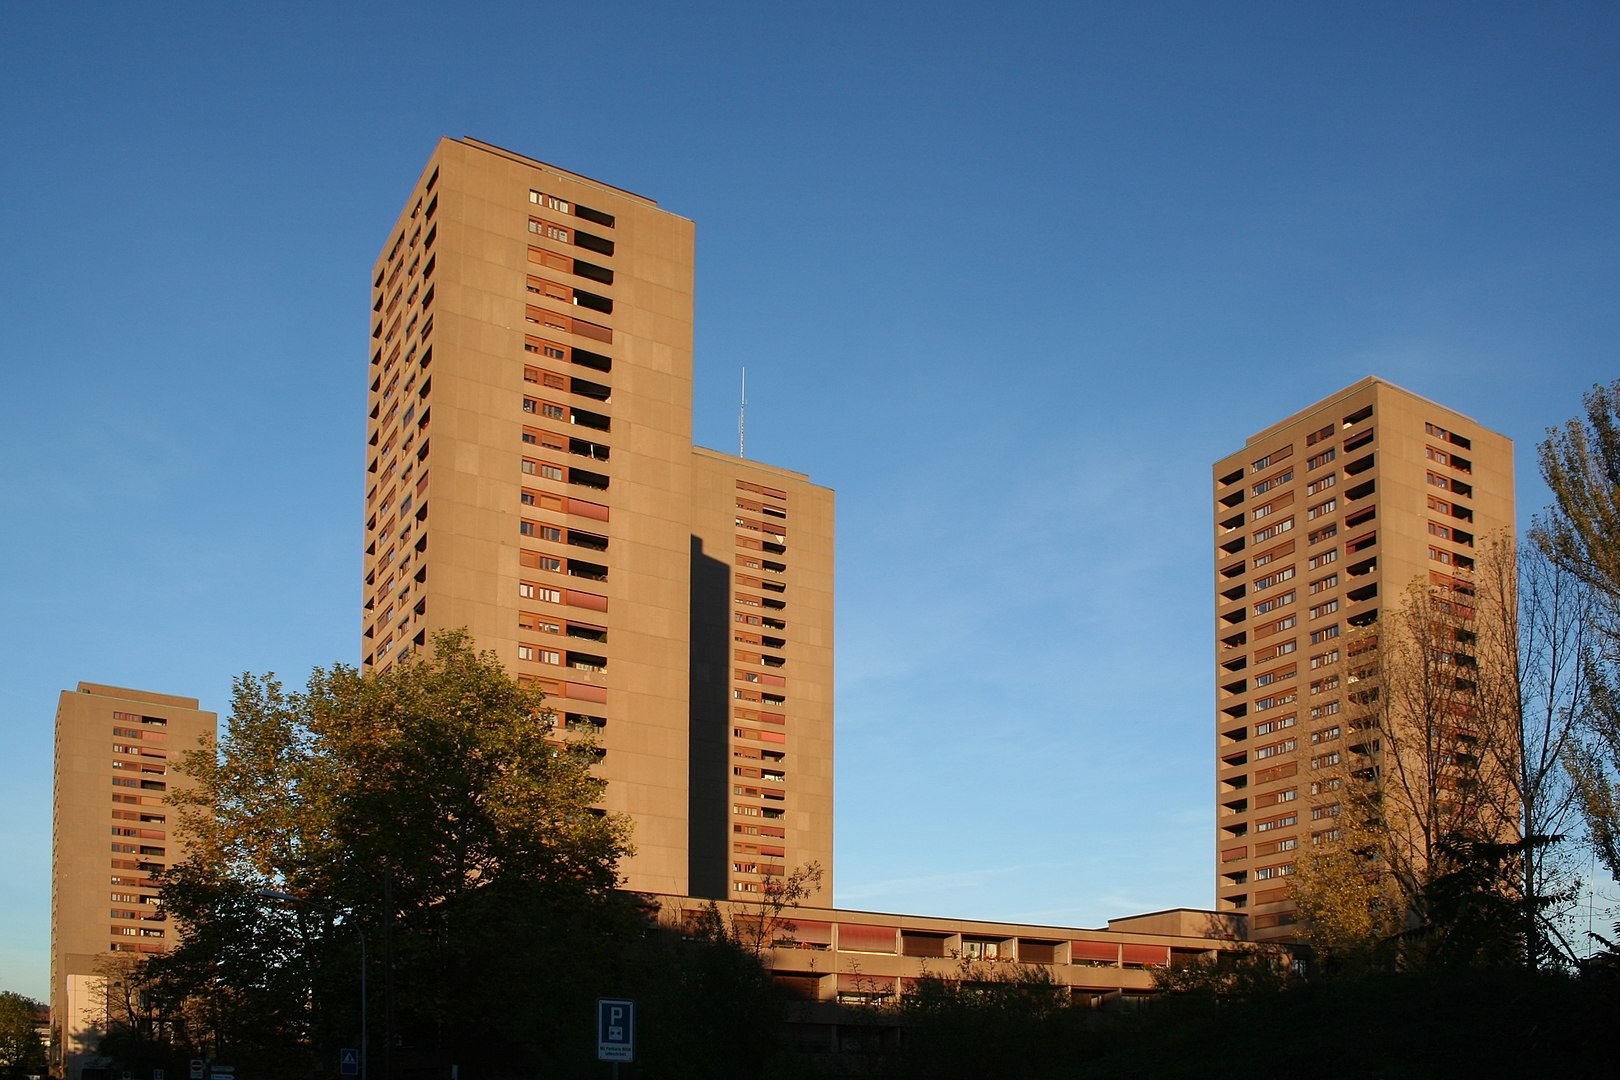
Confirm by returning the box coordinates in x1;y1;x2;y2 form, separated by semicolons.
258;890;366;1080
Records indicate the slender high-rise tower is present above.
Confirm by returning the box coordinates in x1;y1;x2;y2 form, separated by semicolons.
51;683;215;1077
363;138;833;900
1211;378;1513;940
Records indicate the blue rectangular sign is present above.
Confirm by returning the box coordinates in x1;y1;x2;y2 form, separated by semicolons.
597;998;635;1062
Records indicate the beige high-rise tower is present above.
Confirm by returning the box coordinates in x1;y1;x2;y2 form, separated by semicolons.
1211;378;1514;940
50;683;216;1077
363;138;833;900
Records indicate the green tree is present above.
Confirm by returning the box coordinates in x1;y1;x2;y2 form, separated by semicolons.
1286;815;1404;973
880;960;1077;1080
1532;379;1620;605
140;630;634;1078
1150;946;1295;1003
694;860;824;957
0;992;47;1080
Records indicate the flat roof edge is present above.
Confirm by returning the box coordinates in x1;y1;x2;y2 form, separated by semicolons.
68;683;207;711
456;137;666;210
1238;375;1510;451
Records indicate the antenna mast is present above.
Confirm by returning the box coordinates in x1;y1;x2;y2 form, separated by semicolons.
739;367;747;457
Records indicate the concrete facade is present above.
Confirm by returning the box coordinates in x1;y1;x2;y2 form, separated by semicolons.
1211;378;1515;939
363;138;834;900
50;683;215;1076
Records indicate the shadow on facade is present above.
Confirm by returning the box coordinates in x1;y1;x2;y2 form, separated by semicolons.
688;536;731;898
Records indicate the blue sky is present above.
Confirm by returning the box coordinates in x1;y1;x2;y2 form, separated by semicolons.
3;1;1617;998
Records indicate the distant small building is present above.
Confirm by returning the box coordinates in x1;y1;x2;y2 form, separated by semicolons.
50;684;215;1079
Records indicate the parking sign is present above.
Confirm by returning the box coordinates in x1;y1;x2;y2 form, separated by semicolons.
596;998;635;1062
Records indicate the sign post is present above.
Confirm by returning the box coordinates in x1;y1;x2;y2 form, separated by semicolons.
340;1049;360;1078
596;997;635;1075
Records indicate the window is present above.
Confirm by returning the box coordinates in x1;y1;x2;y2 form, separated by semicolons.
1310;573;1339;594
1312;802;1342;819
1253;666;1294;687
1310;700;1341;720
1310;675;1340;695
1254;738;1296;759
1311;777;1342;795
1310;648;1340;669
1255;814;1297;832
1254;590;1295;615
1255;692;1296;711
1311;725;1342;744
518;613;561;635
1428;495;1453;515
1253;864;1293;880
1308;522;1338;545
1310;624;1340;644
1308;448;1336;470
1310;752;1342;770
1309;548;1338;570
1429;546;1452;565
1428;521;1452;540
520;583;561;603
1254;566;1295;591
521;428;564;449
1254;715;1296;736
1309;598;1339;619
1307;498;1337;520
1252;468;1293;496
1427;471;1451;491
1306;474;1337;496
529;190;571;213
540;464;564;481
528;218;570;242
1253;518;1295;544
1426;446;1450;466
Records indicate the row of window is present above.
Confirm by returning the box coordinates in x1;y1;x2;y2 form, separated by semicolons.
729;480;793;887
1252;468;1294;496
1254;715;1295;736
521;205;618;682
